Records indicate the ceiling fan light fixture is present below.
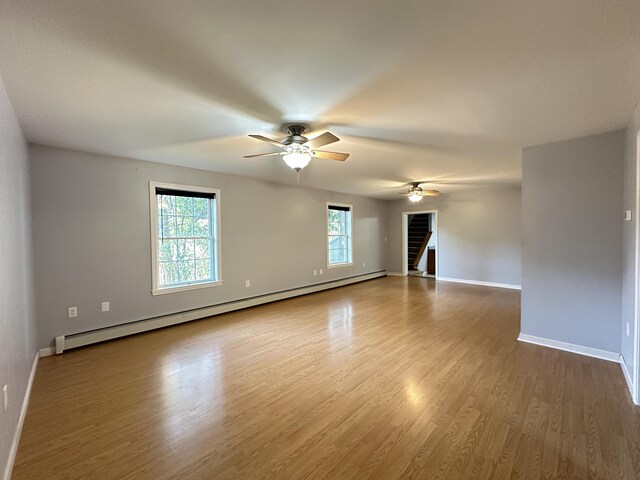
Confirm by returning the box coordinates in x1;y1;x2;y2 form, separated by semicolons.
408;183;424;202
408;192;423;203
282;151;312;170
282;143;312;170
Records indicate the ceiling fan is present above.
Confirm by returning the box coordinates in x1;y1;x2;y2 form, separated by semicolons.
244;124;350;172
403;182;441;202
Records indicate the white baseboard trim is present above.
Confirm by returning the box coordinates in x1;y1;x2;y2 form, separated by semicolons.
386;272;405;277
49;270;387;353
517;333;621;363
3;352;38;480
38;347;54;358
436;276;521;290
620;356;637;405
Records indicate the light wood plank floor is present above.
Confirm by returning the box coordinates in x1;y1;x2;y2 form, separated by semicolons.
13;277;640;479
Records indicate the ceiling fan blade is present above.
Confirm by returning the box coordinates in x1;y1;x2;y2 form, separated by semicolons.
243;152;282;158
305;132;340;149
248;134;284;147
312;150;350;161
421;190;441;196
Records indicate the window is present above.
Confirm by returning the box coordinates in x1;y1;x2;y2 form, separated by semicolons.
150;182;221;294
327;203;353;267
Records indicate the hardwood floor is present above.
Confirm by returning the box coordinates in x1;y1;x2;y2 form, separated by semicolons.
13;277;640;479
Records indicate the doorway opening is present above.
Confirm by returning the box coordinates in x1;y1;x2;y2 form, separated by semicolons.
402;210;438;278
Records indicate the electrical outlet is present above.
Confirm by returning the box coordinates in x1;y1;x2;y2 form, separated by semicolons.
245;280;250;288
625;210;632;221
313;270;317;276
627;322;631;336
2;385;7;411
67;306;77;318
101;302;110;312
320;269;323;275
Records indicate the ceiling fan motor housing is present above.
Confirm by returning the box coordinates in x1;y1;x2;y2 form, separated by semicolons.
283;124;309;145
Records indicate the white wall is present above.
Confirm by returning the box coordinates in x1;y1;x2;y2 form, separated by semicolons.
386;187;522;285
30;145;388;349
0;78;36;479
521;130;624;353
622;101;640;391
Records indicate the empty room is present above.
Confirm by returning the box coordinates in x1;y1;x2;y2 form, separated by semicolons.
1;1;640;479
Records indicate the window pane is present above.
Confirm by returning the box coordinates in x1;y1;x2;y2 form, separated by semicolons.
328;210;341;235
195;238;210;259
158;239;177;263
177;260;194;283
175;238;191;261
193;198;208;217
175;216;193;238
159;215;176;238
195;259;211;280
155;191;217;288
327;206;352;265
159;261;176;286
159;195;176;216
330;248;347;264
193;217;209;237
175;196;192;216
329;236;346;257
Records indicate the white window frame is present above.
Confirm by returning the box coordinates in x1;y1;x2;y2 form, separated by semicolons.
326;202;353;269
149;181;222;295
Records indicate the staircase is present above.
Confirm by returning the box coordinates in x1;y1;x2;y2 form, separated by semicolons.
408;214;432;270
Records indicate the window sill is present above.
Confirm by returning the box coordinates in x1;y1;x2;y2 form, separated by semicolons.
327;262;353;269
152;280;222;296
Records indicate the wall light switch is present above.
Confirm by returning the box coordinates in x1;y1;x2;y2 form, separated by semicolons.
101;302;110;312
313;270;317;276
67;307;77;318
625;210;632;221
2;385;7;411
320;269;323;275
245;280;251;288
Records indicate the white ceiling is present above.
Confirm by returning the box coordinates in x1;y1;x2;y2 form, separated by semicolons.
0;0;639;198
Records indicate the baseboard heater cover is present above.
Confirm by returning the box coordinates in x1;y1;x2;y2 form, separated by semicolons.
52;270;387;354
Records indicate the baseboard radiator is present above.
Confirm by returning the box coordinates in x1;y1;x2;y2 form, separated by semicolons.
53;270;387;354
